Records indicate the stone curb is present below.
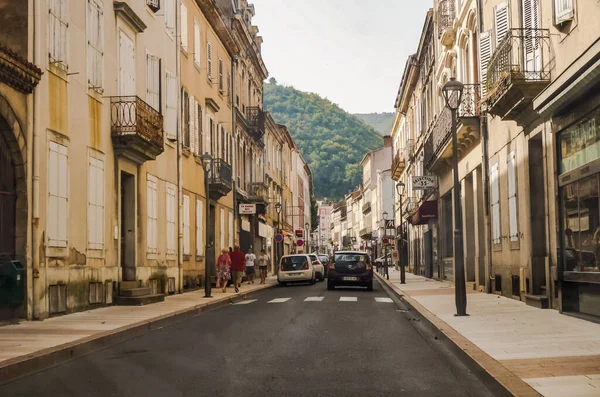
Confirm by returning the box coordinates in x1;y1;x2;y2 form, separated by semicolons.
374;272;542;397
0;283;277;384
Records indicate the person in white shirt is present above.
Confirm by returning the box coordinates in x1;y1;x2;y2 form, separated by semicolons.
245;248;256;284
257;249;270;284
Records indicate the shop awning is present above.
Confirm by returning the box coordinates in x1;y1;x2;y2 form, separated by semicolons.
410;200;438;225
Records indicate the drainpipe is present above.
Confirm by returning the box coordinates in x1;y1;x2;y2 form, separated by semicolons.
231;56;238;245
176;0;183;293
481;116;492;293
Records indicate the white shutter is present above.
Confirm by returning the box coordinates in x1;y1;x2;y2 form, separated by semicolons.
555;0;574;24
181;3;188;51
196;200;203;255
166;183;176;254
523;0;542;77
147;175;158;253
88;156;104;250
207;42;212;77
507;152;518;242
119;31;135;96
165;72;177;140
183;196;190;255
49;142;68;247
165;0;175;32
189;96;196;153
193;20;200;66
229;211;234;248
87;0;103;90
494;2;509;47
146;53;160;110
220;208;225;250
194;100;200;155
491;163;501;245
49;0;68;67
479;31;492;98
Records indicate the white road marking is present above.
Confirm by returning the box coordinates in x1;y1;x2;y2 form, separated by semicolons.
339;297;358;302
268;298;291;303
304;297;324;302
375;297;393;303
234;299;257;305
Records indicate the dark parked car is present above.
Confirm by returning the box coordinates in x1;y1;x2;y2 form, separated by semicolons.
318;254;329;276
327;251;373;291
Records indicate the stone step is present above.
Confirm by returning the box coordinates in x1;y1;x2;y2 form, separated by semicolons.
120;281;139;290
114;294;165;306
525;294;549;309
119;287;152;297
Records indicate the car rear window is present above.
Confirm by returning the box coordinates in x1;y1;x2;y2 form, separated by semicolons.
309;254;320;263
319;255;328;263
333;253;370;264
282;256;307;265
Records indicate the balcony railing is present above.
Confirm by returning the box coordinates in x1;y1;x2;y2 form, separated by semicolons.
437;0;455;38
248;182;268;204
426;84;481;170
246;106;265;141
404;139;415;162
110;96;164;164
485;28;551;119
392;149;406;180
208;159;233;200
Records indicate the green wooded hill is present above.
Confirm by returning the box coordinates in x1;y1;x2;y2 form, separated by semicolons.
353;112;395;135
263;81;383;200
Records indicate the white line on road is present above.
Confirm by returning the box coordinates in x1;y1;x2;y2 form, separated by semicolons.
304;297;324;302
339;297;358;302
234;299;257;305
375;297;393;303
268;298;291;303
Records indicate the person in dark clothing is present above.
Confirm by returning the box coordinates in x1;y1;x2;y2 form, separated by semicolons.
229;245;246;293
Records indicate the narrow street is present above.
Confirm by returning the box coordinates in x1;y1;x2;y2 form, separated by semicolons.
0;279;499;397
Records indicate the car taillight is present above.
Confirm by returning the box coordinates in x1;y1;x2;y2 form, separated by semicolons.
280;264;284;271
303;262;310;270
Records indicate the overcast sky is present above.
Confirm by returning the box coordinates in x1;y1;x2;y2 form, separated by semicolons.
252;0;432;114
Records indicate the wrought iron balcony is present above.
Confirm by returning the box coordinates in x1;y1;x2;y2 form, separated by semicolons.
437;0;456;45
405;139;415;163
208;159;233;200
110;96;164;164
246;106;265;142
247;182;269;206
391;150;406;180
425;84;481;171
485;28;551;122
359;226;372;239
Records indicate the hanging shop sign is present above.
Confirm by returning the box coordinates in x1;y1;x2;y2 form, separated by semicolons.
239;204;256;215
411;175;437;190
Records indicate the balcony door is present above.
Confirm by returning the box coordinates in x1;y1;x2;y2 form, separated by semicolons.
522;0;541;79
119;31;136;96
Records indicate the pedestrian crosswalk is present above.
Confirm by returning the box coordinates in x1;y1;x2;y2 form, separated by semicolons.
234;296;394;305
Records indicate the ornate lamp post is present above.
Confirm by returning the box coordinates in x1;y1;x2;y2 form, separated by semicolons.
442;77;467;316
383;211;389;280
304;222;310;253
200;152;213;298
396;181;406;284
275;202;282;272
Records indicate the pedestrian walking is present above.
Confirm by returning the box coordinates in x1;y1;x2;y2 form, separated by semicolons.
245;248;256;284
230;245;246;293
216;248;232;293
258;249;270;284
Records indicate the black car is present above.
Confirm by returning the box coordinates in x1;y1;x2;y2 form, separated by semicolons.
327;251;373;291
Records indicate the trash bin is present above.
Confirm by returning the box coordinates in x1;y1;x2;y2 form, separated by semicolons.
0;260;25;306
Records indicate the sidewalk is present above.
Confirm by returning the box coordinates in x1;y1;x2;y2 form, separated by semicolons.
0;277;277;383
376;268;600;397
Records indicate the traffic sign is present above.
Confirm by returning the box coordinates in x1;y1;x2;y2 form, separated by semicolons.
274;234;283;243
296;239;305;247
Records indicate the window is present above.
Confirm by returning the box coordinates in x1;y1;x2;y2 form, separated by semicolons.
218;59;224;92
146;0;160;12
49;0;68;69
220;208;225;250
507;152;518;243
491;162;501;245
87;0;103;91
227;71;231;96
182;89;190;148
555;0;574;24
196;102;203;155
146;53;160;111
166;183;176;254
180;3;188;51
147;175;158;253
48;142;68;247
494;2;509;47
165;72;177;140
194;19;200;66
189;96;197;154
229;211;234;248
183;195;190;255
479;31;492;97
196;200;203;255
118;30;136;96
88;156;104;250
207;42;213;78
164;0;175;33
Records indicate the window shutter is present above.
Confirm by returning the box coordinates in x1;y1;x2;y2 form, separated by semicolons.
228;211;234;248
219;59;224;91
207;43;212;77
555;0;574;24
165;72;177;140
183;195;190;255
494;2;510;47
196;200;203;255
194;99;200;155
194;20;200;65
48;142;69;247
491;163;501;245
479;31;492;98
181;4;188;50
88;158;97;248
507;152;518;242
88;157;104;250
146;175;158;253
166;183;176;253
220;208;225;250
57;142;68;246
189;95;195;153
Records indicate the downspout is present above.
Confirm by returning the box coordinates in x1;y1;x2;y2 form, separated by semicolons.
176;0;183;292
231;56;238;246
31;0;42;320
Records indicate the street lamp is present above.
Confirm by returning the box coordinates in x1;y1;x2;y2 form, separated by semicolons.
275;202;282;273
200;152;213;298
396;181;406;284
305;222;310;253
442;77;467;317
382;211;389;280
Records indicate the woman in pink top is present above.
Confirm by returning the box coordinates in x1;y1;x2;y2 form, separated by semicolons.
216;248;232;293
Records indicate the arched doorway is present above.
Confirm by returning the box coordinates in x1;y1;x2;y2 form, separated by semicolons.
0;123;16;260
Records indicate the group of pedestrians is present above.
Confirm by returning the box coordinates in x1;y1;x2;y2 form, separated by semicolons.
216;245;271;293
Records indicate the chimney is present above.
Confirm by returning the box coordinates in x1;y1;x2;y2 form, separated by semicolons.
383;135;393;147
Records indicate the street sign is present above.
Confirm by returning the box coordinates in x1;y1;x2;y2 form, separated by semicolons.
239;204;256;214
385;219;395;229
412;175;437;190
274;234;283;243
295;229;304;238
296;239;304;247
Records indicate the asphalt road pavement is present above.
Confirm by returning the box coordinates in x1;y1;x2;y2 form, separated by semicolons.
1;279;501;397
